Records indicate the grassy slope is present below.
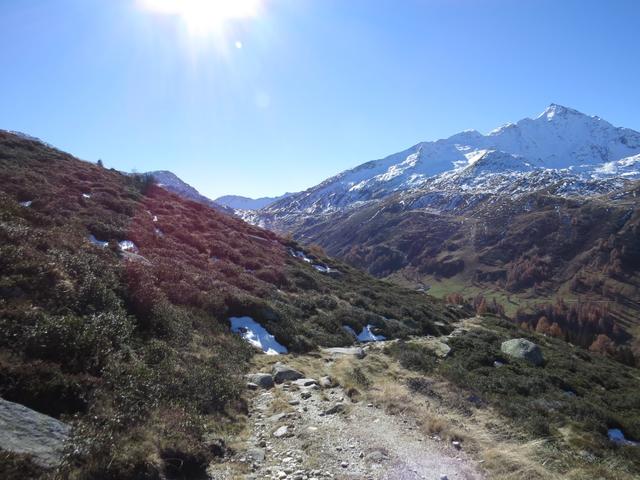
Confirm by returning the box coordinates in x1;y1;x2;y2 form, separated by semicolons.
0;131;460;479
384;316;640;479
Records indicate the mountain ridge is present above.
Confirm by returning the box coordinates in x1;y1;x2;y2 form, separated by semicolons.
258;104;640;223
215;192;294;211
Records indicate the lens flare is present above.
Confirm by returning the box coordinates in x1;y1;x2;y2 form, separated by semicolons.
140;0;262;35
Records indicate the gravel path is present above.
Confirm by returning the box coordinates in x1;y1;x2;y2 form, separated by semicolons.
217;373;484;480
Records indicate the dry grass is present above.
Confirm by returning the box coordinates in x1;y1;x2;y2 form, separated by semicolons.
247;344;597;480
348;347;568;480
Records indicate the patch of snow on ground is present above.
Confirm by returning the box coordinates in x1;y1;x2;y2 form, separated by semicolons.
608;428;638;446
229;316;287;354
82;193;91;199
19;201;32;207
118;240;137;252
343;324;386;342
88;234;108;248
153;215;158;222
313;264;332;273
290;249;312;263
357;325;386;342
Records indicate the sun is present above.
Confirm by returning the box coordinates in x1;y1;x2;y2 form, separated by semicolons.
140;0;262;35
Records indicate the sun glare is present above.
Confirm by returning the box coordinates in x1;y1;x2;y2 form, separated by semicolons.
140;0;262;35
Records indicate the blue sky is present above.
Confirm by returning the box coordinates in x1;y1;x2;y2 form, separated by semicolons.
1;0;639;199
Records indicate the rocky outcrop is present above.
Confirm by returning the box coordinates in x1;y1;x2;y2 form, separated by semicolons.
501;338;544;366
0;398;71;468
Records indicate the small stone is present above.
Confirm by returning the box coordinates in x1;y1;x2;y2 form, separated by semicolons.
452;441;461;450
340;461;348;468
324;403;345;415
440;476;449;480
319;376;334;388
273;426;289;438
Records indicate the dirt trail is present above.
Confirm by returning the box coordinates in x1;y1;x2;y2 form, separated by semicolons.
209;345;485;480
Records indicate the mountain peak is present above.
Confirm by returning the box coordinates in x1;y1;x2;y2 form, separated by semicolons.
537;103;585;121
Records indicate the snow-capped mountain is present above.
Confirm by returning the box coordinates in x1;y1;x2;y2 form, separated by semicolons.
261;105;640;219
215;192;294;211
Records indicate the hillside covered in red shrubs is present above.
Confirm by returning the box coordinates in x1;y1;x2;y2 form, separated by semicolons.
0;130;460;479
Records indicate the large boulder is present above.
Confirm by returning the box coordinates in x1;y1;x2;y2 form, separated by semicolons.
245;373;274;389
0;398;71;468
271;362;304;383
501;338;544;366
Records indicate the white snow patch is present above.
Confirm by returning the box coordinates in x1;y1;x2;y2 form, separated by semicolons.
290;249;312;263
312;264;337;273
19;200;32;207
118;240;137;252
153;215;158;222
88;234;108;248
343;324;386;342
608;428;638;446
82;193;91;199
229;316;287;354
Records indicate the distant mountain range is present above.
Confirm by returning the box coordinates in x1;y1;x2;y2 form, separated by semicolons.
215;192;294;211
254;104;640;225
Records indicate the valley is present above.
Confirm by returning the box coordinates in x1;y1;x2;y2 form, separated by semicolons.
246;105;640;364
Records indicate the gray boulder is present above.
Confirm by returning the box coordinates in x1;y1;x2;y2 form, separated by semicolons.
245;373;274;389
272;362;304;383
0;398;71;468
501;338;544;366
